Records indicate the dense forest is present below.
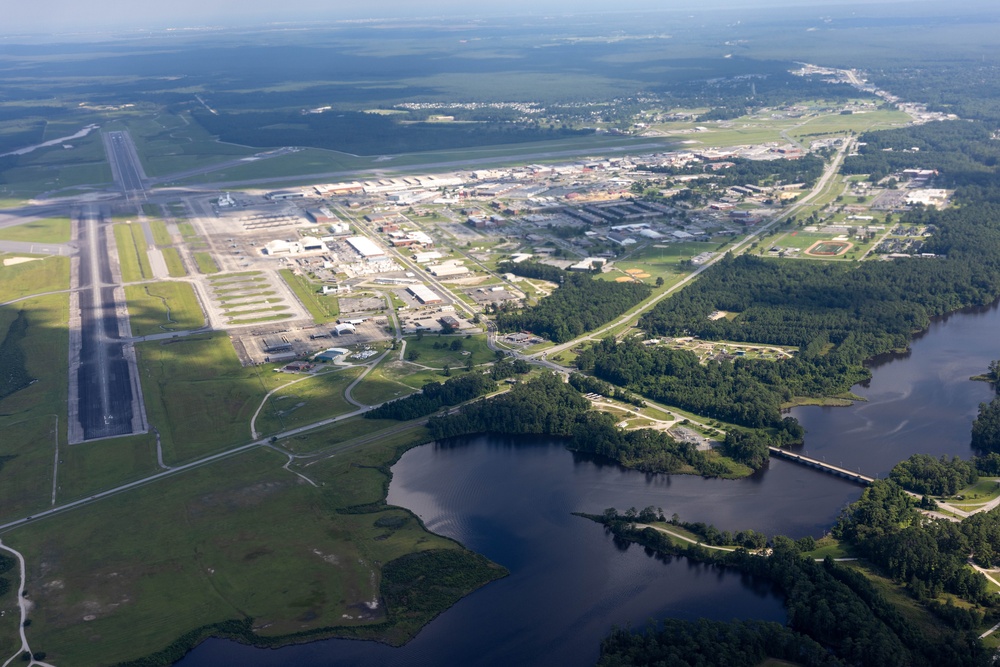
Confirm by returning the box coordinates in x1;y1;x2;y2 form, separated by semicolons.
427;374;736;476
493;263;651;343
193;109;591;155
364;373;497;422
577;336;851;429
598;618;842;667
636;154;826;189
972;398;1000;454
888;455;979;496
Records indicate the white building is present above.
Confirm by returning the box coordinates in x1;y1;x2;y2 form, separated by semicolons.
347;236;387;260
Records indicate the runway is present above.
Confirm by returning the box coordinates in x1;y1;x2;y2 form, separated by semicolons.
103;131;147;201
70;208;147;441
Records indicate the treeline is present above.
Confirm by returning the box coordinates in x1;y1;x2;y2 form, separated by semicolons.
599;515;989;667
193;109;591;155
0;311;33;400
497;260;565;283
972;397;1000;453
888;454;978;496
427;375;733;476
493;270;651;343
577;336;837;429
841;121;1000;183
834;480;991;605
364;373;496;421
599;618;842;667
637;154;826;189
568;372;645;407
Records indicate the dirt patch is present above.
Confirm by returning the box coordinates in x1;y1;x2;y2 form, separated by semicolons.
3;257;44;266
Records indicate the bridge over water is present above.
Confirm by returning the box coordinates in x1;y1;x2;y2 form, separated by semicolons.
768;447;875;486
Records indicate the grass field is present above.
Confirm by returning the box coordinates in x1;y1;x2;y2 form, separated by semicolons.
161;246;187;276
57;433;159;502
0;216;71;244
4;403;501;666
193;251;219;274
136;333;266;463
254;367;364;436
401;334;493;369
0;294;69;523
348;358;421;407
125;282;205;337
113;223;152;282
149;218;174;246
0;254;69;302
278;268;339;323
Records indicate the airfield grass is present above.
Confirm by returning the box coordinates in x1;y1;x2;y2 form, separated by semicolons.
9;439;496;666
193;251;220;274
401;334;492;369
0;254;69;302
124;112;257;178
0;217;71;244
136;332;266;464
56;433;160;502
254;367;364;436
0;294;69;523
148;219;174;246
278;268;339;323
114;223;153;283
161;247;187;276
278;414;426;455
125;282;205;337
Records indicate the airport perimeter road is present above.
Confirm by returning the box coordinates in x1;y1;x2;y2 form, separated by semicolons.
103;131;147;201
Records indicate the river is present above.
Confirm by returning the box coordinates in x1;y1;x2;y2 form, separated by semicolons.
177;304;1000;666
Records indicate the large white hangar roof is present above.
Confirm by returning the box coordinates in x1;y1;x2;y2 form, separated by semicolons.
347;236;386;258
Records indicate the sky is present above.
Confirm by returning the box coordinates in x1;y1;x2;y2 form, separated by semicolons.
0;0;947;36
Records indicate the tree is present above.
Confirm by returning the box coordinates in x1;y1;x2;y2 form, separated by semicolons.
655;276;665;287
443;364;451;376
407;350;421;362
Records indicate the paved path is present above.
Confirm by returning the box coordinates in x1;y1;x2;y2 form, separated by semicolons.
0;539;56;667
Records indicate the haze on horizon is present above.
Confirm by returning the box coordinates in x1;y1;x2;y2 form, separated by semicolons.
1;0;989;37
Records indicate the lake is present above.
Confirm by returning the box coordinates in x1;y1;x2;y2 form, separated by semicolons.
177;304;1000;666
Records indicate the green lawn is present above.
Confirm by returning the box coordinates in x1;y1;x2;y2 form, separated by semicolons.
0;216;71;244
0;254;69;302
193;251;219;274
349;359;421;406
161;247;187;277
278;268;339;323
125;282;205;336
136;333;266;463
114;223;153;282
254;367;364;436
401;334;493;369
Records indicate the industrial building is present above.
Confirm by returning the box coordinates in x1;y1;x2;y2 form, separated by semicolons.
334;323;357;335
346;236;387;260
408;284;443;305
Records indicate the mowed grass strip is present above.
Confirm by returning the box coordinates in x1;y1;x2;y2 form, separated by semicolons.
125;282;205;337
161;246;187;277
136;332;265;463
113;223;152;282
255;367;365;436
193;251;219;274
149;218;174;246
279;268;339;323
0;216;71;244
0;254;69;302
0;294;69;523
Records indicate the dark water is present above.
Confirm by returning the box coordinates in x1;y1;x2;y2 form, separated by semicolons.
178;304;1000;666
791;303;1000;476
